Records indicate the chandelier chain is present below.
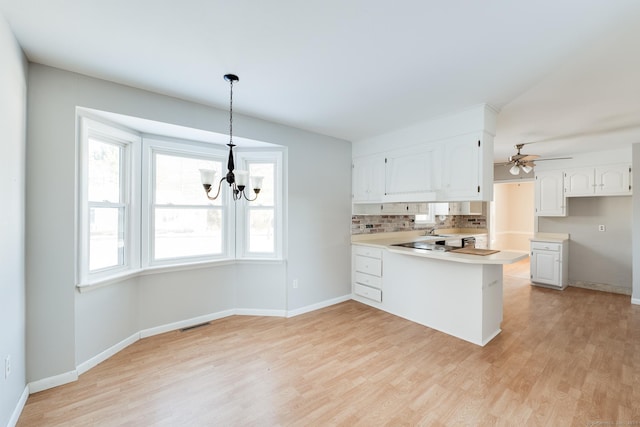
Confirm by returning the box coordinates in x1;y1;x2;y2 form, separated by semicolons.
229;78;233;145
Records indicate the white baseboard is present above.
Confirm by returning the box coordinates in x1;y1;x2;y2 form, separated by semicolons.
77;332;140;375
28;369;78;394
139;309;236;339
235;308;287;317
632;297;640;305
8;385;29;427
287;294;352;317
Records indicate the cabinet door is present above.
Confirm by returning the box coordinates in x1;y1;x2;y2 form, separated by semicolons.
596;164;631;195
442;136;481;201
564;168;595;196
531;250;560;286
535;170;566;216
384;145;438;197
352;155;385;203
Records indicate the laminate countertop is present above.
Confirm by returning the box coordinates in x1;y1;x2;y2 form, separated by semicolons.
352;231;527;265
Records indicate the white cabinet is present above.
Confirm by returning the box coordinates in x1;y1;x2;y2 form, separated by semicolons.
450;201;483;215
383;144;439;202
441;133;493;202
432;201;483;216
530;240;568;289
564;164;631;197
535;170;566;217
352;246;383;303
352;155;385;203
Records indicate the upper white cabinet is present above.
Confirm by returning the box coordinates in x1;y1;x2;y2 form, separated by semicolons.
351;104;496;204
433;201;483;215
383;144;439;202
441;134;486;201
564;164;631;197
535;170;566;217
352;155;385;203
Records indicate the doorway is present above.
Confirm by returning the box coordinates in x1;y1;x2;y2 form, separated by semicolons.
490;181;534;251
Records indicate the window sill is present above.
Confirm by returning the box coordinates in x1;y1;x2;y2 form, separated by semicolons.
76;258;285;293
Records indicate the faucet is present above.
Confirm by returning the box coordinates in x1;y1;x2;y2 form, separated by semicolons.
425;227;437;236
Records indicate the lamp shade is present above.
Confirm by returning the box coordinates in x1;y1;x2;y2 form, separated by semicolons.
234;170;249;187
509;164;520;175
199;169;216;185
250;176;264;191
521;164;533;174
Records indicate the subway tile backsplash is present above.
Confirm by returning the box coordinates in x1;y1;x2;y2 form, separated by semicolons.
351;214;487;235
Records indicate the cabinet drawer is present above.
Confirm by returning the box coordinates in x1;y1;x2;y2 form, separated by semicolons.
531;241;561;251
354;283;382;302
355;255;382;276
353;245;383;259
354;271;382;289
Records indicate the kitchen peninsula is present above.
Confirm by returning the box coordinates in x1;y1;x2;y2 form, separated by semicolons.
352;231;527;346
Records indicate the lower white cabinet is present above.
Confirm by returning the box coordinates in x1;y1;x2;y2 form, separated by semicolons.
530;240;568;289
352;245;383;303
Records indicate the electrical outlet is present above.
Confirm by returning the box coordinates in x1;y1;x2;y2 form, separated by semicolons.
293;279;299;289
598;224;606;232
4;355;10;379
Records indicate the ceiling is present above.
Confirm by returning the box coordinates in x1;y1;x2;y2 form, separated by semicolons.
2;0;640;163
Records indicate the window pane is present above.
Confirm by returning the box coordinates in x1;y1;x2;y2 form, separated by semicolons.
155;154;222;206
249;209;274;253
249;163;274;206
88;138;121;203
154;208;222;259
89;207;124;271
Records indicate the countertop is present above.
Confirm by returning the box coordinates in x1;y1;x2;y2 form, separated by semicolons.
529;233;570;243
352;231;527;265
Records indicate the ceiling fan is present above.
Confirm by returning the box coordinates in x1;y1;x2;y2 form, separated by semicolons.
501;143;572;175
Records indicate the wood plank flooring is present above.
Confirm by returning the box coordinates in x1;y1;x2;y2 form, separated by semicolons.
18;259;640;426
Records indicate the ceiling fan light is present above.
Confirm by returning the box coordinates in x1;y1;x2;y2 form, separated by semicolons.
509;164;520;175
521;164;533;174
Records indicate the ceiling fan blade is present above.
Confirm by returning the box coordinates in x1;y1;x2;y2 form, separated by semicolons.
519;154;540;161
534;157;572;162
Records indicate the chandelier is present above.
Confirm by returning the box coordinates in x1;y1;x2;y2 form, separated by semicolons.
199;74;262;201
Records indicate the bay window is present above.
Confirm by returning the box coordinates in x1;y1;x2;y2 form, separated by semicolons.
77;115;284;286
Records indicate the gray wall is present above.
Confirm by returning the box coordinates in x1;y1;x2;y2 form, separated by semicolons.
0;13;27;426
538;196;632;290
26;64;352;385
633;143;640;302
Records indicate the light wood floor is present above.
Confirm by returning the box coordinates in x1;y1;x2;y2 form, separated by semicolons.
18;259;640;426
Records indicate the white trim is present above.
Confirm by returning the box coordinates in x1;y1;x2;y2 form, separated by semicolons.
287;294;352;318
28;370;78;394
632;297;640;305
77;332;140;375
8;385;29;427
235;308;287;317
139;309;236;338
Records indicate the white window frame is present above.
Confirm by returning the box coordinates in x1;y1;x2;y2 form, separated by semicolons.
141;136;234;267
77;117;141;285
77;114;285;288
235;150;284;260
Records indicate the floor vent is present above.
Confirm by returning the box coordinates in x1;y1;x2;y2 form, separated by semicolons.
180;322;211;332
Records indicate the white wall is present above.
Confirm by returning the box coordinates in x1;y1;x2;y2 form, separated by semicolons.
0;13;27;427
26;64;352;386
632;143;640;303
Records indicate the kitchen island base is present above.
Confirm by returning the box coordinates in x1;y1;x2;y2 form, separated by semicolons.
359;251;504;346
